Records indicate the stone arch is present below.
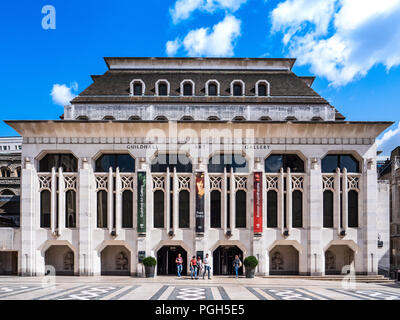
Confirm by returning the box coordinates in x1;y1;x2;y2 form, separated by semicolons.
324;241;358;275
210;240;248;255
40;240;77;275
268;242;300;275
97;241;133;276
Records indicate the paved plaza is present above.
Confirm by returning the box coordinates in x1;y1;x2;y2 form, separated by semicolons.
0;276;399;300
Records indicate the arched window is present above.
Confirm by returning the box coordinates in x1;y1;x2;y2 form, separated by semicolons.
131;80;145;96
206;80;219;96
65;190;76;228
210;190;221;228
286;116;297;121
259;116;272;121
348;190;358;228
0;167;11;177
256;80;270;96
76;115;89;120
235;190;246;228
154;115;168;121
156;80;169;96
39;154;78;172
267;190;278;228
292;190;303;228
151;153;192;173
97;190;107;228
95;154;135;172
207;116;220;121
233;83;243;96
208;154;248;173
233;116;246;121
128;115;141;121
179;190;190;228
265;154;304;173
0;189;15;196
323;190;334;228
153;190;164;228
103;116;115;121
122;190;133;228
16;167;21;178
181;80;194;96
40;190;51;228
322;154;360;173
180;116;194;121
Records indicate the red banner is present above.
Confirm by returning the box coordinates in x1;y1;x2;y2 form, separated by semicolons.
253;172;263;233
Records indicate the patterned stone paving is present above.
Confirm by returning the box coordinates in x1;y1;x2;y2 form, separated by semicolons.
0;281;399;300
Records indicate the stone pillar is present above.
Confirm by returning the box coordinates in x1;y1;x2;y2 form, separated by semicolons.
173;167;178;234
286;167;292;233
58;167;65;235
78;158;93;275
223;167;227;234
334;167;341;234
115;167;121;235
279;168;284;234
51;167;57;235
230;167;235;232
342;168;348;233
308;158;323;276
107;167;113;234
166;166;171;233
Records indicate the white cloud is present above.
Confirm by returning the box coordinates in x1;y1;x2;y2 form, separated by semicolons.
179;15;241;56
170;0;247;23
50;82;78;106
271;0;400;86
377;122;400;156
166;38;181;56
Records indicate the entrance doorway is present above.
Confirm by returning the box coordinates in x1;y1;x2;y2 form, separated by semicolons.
0;251;18;275
325;245;355;275
269;245;299;275
44;245;74;276
101;245;131;276
213;246;243;276
157;246;187;276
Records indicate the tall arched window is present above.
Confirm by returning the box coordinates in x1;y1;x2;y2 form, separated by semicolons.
151;153;192;173
322;154;360;173
231;80;244;96
156;80;169;96
348;190;358;227
182;81;194;96
265;154;304;173
323;190;334;228
122;190;133;228
292;190;303;228
208;154;248;173
40;190;51;228
258;84;267;96
267;190;278;228
153;190;164;228
0;167;11;177
235;190;246;228
179;190;190;228
131;80;145;96
206;80;219;96
65;190;76;228
210;190;221;228
95;154;135;172
39;154;78;172
97;190;107;228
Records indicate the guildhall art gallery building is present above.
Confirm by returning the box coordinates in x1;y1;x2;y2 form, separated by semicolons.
0;57;392;277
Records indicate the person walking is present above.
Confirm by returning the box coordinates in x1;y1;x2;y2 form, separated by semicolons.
175;253;183;278
196;256;203;280
202;253;211;279
190;256;197;279
233;255;242;278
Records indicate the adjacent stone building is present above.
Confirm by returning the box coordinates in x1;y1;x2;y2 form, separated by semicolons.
1;57;392;277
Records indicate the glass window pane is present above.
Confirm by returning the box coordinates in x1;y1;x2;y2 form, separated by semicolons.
340;155;359;173
39;154;77;172
116;154;135;172
179;190;190;228
267;190;278;228
348;190;358;227
322;155;339;173
233;84;242;96
122;190;133;228
323;190;334;228
40;190;51;228
210;190;221;228
159;83;168;96
265;154;283;173
235;190;246;228
151;154;192;173
292;190;303;228
183;83;193;96
284;154;304;173
208;154;248;173
208;84;217;96
95;154;135;172
97;191;107;228
153;190;164;228
134;83;142;95
258;84;267;96
65;190;76;228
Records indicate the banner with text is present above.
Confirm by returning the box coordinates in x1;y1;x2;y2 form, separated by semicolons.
137;171;146;233
253;171;263;233
195;172;205;233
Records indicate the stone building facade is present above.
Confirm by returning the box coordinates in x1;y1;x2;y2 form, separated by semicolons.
1;57;392;277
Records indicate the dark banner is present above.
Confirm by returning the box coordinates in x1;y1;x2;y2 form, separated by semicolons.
253;172;263;233
195;172;205;233
137;171;146;233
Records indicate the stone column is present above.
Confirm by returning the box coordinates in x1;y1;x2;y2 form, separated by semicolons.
173;167;178;234
308;158;323;276
115;167;121;235
342;168;348;233
230;167;235;232
166;166;171;232
51;167;57;235
107;167;113;234
279;168;284;234
223;167;227;234
58;167;65;235
286;167;292;233
334;167;341;234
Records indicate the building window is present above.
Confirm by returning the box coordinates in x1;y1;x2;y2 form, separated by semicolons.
76;115;89;120
40;190;51;228
322;154;360;173
128;115;141;121
154;115;168;121
179;190;190;228
97;190;107;228
256;80;270;96
151;153;192;173
156;80;169;96
122;190;133;228
180;116;194;121
39;154;78;172
153;190;164;228
131;80;145;96
210;190;221;228
233;83;243;96
348;190;358;227
265;154;305;173
233;116;246;121
95;154;135;172
323;190;334;228
206;80;219;96
207;116;220;121
292;190;303;228
0;167;11;177
181;80;194;96
208;154;248;173
103;116;115;121
235;190;246;228
267;190;278;228
65;190;76;228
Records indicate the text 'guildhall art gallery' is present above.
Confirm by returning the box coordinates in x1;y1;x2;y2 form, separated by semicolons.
1;57;392;277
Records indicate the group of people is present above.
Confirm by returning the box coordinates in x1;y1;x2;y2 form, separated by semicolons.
175;253;243;279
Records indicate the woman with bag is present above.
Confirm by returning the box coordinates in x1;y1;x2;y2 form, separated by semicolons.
233;255;242;278
190;256;197;280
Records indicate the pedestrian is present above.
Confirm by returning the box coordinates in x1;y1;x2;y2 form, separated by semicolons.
202;253;211;279
175;253;183;278
190;256;197;279
196;256;203;280
233;255;242;278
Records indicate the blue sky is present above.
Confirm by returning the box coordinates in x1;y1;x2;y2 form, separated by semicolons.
0;0;399;156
